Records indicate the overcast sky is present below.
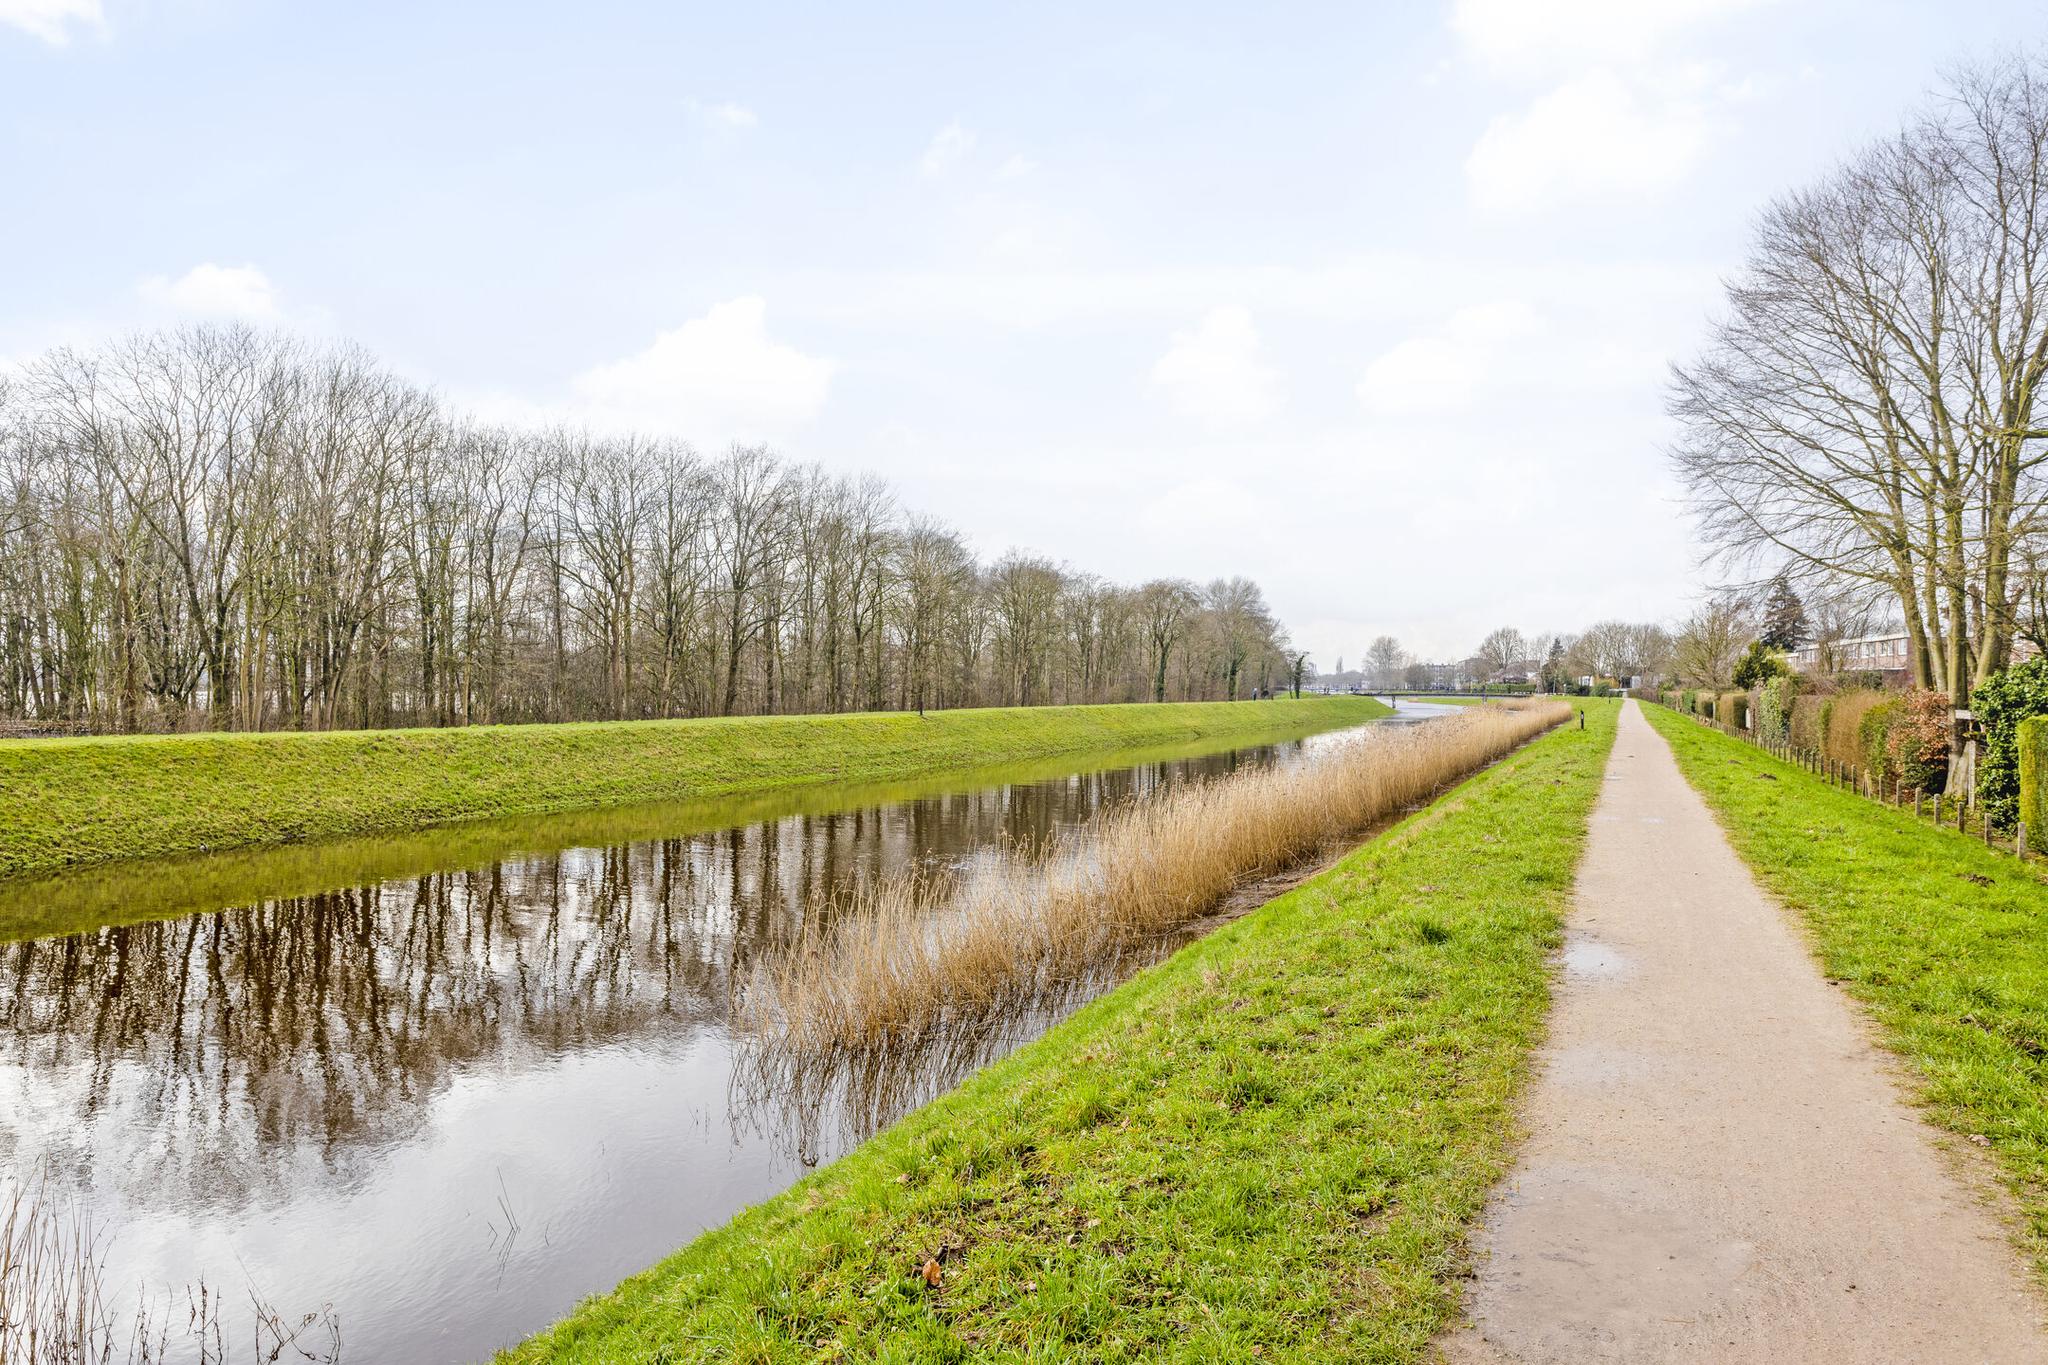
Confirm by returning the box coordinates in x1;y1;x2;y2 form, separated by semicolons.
6;0;2046;666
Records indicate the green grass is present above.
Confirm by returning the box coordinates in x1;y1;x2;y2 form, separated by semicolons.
0;697;1388;882
0;724;1383;944
500;699;1618;1364
1642;703;2048;1275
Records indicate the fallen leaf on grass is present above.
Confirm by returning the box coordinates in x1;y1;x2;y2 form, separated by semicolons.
922;1258;943;1287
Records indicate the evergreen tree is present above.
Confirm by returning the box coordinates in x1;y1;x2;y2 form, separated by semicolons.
1759;574;1810;652
1541;637;1568;693
1732;638;1789;690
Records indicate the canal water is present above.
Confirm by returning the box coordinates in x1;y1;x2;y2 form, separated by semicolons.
0;715;1417;1364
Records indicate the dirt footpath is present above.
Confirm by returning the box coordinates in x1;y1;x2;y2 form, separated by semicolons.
1441;700;2048;1364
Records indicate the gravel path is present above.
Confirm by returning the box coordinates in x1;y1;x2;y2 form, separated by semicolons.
1441;700;2048;1363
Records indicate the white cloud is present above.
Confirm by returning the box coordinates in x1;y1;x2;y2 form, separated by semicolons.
1450;0;1771;77
1149;307;1282;423
1465;69;1713;213
1141;476;1276;540
1357;301;1541;416
0;0;103;44
695;101;757;130
1356;297;1675;419
920;121;976;177
137;263;282;320
995;154;1038;181
569;296;835;440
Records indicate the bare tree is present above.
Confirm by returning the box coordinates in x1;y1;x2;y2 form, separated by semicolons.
0;326;1305;732
1672;55;2048;702
1671;600;1751;688
1365;635;1406;690
1474;626;1527;681
1137;579;1198;703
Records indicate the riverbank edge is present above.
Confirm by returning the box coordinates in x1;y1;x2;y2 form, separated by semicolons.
499;698;1617;1364
0;697;1389;882
1641;703;2048;1279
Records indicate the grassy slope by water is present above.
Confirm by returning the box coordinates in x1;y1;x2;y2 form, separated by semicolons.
1643;704;2048;1275
501;699;1617;1364
0;696;1386;882
0;725;1379;945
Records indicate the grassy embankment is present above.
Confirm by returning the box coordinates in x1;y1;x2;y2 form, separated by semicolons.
502;699;1618;1364
0;717;1395;945
1643;704;2048;1274
0;697;1387;884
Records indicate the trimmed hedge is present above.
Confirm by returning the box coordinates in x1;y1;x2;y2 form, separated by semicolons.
1975;660;2048;831
1756;676;1796;744
1789;694;1827;750
1858;697;1903;785
1718;690;1749;729
1821;690;1886;770
2022;715;2048;839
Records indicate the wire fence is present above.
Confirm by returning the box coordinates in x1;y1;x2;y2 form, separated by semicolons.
1642;694;2038;865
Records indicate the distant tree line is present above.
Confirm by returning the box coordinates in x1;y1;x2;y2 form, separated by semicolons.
0;325;1294;733
1322;623;1677;694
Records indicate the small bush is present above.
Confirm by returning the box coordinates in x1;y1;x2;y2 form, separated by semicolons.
1975;659;2048;830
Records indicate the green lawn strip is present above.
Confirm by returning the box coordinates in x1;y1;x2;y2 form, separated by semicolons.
500;699;1618;1365
1641;704;2048;1274
0;697;1387;882
0;722;1393;944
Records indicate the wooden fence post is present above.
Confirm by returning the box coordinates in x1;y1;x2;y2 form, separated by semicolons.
1914;788;1922;818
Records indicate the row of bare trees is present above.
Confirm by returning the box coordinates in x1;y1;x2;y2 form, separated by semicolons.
0;326;1293;732
1324;623;1677;693
1671;55;2048;702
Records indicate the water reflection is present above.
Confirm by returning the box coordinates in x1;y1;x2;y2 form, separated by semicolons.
0;733;1330;1365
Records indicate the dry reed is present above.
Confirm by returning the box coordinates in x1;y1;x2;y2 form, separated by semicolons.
0;1170;342;1365
741;700;1570;1055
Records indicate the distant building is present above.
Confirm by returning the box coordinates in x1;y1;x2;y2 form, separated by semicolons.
1788;632;2038;685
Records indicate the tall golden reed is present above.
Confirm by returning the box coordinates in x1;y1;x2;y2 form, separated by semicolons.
741;700;1571;1055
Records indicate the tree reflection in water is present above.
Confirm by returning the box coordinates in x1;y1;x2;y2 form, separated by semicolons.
0;741;1285;1208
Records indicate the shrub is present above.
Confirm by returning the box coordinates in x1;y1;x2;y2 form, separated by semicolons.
1756;675;1797;743
1789;694;1827;750
1975;659;2048;830
1886;688;1951;796
1732;640;1789;690
1822;690;1885;769
1858;698;1902;785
